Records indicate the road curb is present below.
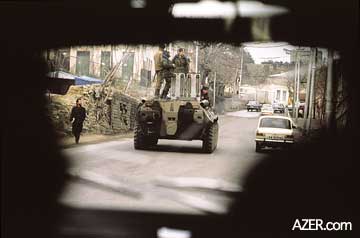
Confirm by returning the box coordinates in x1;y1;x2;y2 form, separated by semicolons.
60;132;134;148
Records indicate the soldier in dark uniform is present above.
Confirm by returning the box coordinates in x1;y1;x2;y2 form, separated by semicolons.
201;84;210;101
70;98;86;144
201;84;212;109
172;48;190;74
160;50;175;99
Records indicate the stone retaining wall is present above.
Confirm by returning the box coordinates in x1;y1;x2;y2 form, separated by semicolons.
111;91;138;133
47;85;139;137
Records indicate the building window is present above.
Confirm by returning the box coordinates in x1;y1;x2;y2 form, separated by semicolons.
276;90;281;101
282;90;287;102
46;49;70;72
57;49;70;72
101;51;111;79
76;51;90;76
140;69;151;87
122;52;135;82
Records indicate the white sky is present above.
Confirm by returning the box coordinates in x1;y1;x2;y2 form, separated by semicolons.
244;43;296;64
172;1;288;18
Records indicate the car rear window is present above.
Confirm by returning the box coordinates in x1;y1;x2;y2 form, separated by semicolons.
260;118;291;129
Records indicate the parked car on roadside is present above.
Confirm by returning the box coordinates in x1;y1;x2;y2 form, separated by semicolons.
246;100;262;112
260;104;274;116
255;115;297;152
272;103;285;113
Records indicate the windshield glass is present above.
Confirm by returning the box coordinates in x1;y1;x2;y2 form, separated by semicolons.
44;40;333;214
260;118;291;129
3;1;355;238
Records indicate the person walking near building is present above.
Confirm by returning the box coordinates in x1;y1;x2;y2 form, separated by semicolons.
172;48;190;74
70;98;86;144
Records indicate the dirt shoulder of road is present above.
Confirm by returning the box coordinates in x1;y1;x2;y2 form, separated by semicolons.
60;132;134;148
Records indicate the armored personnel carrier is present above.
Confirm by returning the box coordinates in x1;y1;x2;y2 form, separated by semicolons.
134;73;218;153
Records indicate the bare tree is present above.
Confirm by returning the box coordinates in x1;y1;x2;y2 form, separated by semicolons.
198;43;254;92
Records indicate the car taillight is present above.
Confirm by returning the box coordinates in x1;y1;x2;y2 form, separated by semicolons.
285;134;294;139
256;132;264;136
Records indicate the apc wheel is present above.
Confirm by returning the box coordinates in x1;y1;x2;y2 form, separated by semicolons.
134;122;158;150
134;123;146;149
202;121;219;153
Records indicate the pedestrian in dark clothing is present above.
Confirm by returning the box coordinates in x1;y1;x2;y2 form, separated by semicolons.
70;98;86;144
201;84;210;101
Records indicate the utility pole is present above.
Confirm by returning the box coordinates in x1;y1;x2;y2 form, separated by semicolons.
304;48;313;119
238;46;244;99
110;45;114;70
293;50;298;118
195;42;199;73
296;58;301;118
213;72;217;107
290;47;310;119
325;49;335;132
308;48;317;130
233;68;238;95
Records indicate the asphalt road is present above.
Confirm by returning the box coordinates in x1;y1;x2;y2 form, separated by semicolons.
60;110;267;215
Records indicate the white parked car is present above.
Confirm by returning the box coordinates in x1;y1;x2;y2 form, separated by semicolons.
260;104;274;116
255;115;297;152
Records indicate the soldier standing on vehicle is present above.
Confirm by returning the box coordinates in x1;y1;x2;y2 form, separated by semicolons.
172;48;190;74
160;50;175;99
70;98;86;144
153;44;166;98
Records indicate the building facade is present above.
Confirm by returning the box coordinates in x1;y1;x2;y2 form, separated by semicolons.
240;84;289;105
68;45;157;84
47;42;198;87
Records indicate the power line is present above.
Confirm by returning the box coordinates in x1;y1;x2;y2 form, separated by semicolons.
243;43;290;48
